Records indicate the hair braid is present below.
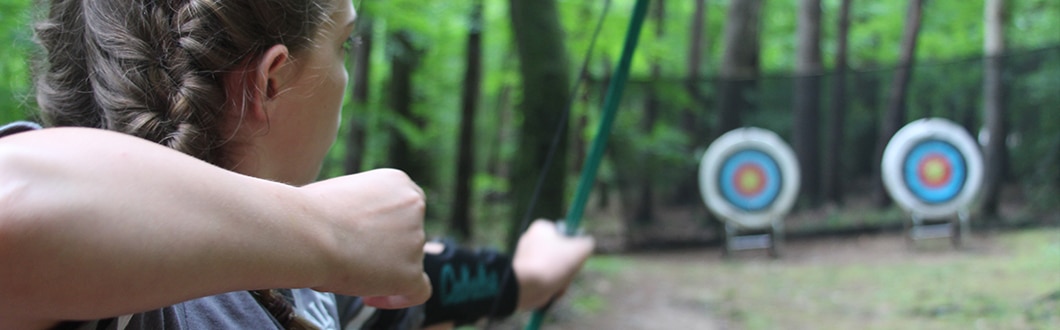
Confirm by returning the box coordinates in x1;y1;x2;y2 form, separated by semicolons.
34;0;105;129
33;0;335;329
250;290;320;330
36;0;332;165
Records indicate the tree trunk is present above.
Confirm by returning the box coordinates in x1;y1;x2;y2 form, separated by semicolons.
685;0;710;116
449;1;484;240
387;31;429;184
823;0;852;205
507;0;572;251
675;0;711;207
872;0;924;207
981;0;1007;217
794;0;823;207
344;17;373;174
592;57;613;211
633;0;665;225
716;0;763;137
485;83;513;201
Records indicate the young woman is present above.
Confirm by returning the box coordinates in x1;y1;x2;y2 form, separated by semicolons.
0;0;593;329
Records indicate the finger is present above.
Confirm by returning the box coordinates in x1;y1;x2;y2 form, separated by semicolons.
413;183;426;199
529;219;558;234
574;235;596;252
362;295;412;309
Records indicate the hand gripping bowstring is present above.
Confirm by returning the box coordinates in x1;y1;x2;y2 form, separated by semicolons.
486;0;650;328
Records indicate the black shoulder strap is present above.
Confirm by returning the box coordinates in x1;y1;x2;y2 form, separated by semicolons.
0;121;42;138
50;318;117;330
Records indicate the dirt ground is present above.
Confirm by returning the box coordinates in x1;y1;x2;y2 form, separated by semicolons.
485;187;1058;329
532;228;1043;330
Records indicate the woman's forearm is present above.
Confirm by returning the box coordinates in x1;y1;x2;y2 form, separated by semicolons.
0;128;333;322
0;128;431;326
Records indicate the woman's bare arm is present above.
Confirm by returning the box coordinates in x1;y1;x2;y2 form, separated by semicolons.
0;128;430;329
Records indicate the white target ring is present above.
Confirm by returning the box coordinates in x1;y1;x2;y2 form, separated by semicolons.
699;127;801;229
882;118;984;219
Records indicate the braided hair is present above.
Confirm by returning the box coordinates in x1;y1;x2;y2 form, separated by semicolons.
34;0;331;166
33;0;334;328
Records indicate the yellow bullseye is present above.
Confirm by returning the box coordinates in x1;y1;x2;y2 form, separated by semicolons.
918;154;952;187
922;159;946;182
738;171;762;192
734;164;767;196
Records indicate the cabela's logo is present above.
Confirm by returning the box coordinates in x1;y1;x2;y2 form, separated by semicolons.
440;263;499;305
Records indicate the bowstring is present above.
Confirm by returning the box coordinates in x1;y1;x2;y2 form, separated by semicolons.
514;0;613;237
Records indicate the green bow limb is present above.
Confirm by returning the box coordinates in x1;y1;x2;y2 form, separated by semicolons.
525;0;651;329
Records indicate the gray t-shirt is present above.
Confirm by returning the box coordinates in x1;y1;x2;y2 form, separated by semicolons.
72;289;423;330
58;291;289;330
123;291;287;329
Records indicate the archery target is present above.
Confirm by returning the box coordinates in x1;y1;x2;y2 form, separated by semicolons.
699;127;800;229
882;118;983;219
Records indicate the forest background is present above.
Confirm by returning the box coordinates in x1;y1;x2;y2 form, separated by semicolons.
1;0;1058;250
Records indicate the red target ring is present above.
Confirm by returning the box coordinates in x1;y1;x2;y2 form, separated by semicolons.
733;164;767;197
917;154;953;188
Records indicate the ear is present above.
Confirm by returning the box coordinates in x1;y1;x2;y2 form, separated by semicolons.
224;45;291;128
258;45;292;101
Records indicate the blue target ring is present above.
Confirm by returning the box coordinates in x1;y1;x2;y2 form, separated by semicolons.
901;139;966;205
718;149;782;212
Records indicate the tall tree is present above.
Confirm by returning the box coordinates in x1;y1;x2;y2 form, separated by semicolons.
449;0;484;240
633;0;666;225
507;0;572;251
716;0;764;136
685;0;709;126
675;0;711;207
387;31;430;185
981;0;1007;217
872;0;924;207
344;17;374;174
486;84;513;187
823;0;852;205
794;0;824;206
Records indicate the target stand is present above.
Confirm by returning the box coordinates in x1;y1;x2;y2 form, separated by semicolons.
699;127;800;258
906;211;971;248
882;118;983;248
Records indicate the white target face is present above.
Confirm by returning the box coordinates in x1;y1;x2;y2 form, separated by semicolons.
699;127;800;229
882;118;984;218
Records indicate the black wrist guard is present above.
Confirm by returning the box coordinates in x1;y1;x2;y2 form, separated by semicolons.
421;240;520;327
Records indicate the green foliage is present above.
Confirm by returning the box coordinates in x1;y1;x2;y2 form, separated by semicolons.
0;0;35;124
1009;0;1060;50
918;0;984;62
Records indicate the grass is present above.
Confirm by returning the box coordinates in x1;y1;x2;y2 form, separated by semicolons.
564;227;1060;329
716;229;1059;329
566;256;632;315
